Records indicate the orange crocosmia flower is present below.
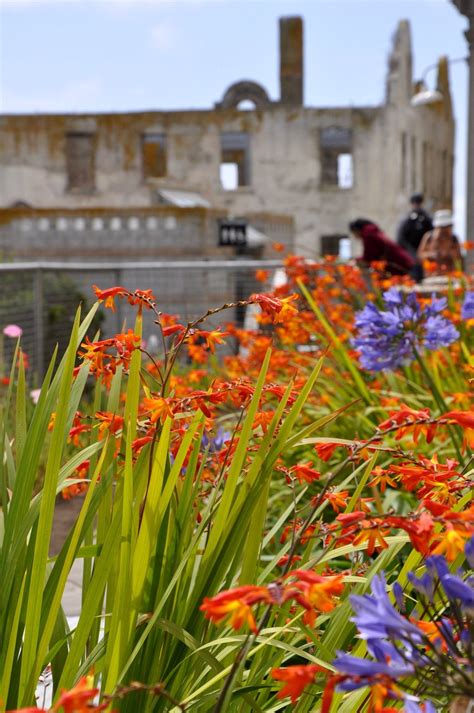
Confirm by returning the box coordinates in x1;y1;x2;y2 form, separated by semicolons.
95;411;124;439
289;570;345;625
290;462;321;484
432;526;470;561
142;397;173;423
253;410;275;433
93;285;128;311
413;619;448;652
250;293;298;324
314;441;339;461
68;423;91;447
352;521;390;556
277;554;302;567
378;404;431;432
275;295;299;323
250;293;283;315
321;489;349;513
187;342;208;364
271;664;325;704
368;467;397;492
441;410;474;447
131;435;154;454
255;269;269;283
114;329;141;354
368;679;404;712
200;585;272;633
197;329;229;354
387;512;434;556
53;673;106;713
162;323;185;337
272;241;285;253
129;288;156;307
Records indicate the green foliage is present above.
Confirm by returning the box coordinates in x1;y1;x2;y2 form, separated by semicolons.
0;279;472;713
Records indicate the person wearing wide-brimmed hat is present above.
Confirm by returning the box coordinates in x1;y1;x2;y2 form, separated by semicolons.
417;209;463;274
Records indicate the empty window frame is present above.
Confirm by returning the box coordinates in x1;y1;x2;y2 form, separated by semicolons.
65;132;95;192
220;132;250;188
320;127;353;188
142;133;167;179
321;234;343;256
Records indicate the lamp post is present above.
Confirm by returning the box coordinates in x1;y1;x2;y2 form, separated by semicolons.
410;57;466;106
451;0;474;262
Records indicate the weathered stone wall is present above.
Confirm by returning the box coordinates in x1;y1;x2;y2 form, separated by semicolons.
0;206;293;261
0;19;455;257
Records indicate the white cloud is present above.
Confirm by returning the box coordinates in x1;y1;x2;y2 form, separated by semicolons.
150;22;177;51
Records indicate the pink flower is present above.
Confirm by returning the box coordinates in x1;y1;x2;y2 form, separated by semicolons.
3;324;23;338
30;389;41;404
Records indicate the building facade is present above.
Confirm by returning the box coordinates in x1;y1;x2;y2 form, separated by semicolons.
0;17;454;257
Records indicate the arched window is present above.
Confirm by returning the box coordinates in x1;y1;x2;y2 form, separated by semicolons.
217;81;271;110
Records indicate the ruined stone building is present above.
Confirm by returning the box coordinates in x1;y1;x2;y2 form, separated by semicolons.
0;16;454;260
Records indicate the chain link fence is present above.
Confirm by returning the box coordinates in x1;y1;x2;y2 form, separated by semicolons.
0;260;283;379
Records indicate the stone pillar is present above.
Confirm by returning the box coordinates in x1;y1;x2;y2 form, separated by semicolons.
279;16;303;106
451;0;474;268
465;20;474;254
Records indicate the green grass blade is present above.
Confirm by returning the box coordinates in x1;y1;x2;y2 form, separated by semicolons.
19;309;81;704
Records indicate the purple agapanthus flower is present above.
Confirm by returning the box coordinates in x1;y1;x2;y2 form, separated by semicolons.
331;536;474;710
465;537;474;568
349;574;423;643
201;427;231;452
351;288;459;372
461;291;474;320
334;644;414;681
407;570;435;600
441;574;474;611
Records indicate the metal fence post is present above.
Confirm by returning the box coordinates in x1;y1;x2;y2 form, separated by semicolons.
33;267;45;379
115;268;123;333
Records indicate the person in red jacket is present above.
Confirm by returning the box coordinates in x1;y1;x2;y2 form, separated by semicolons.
349;218;415;276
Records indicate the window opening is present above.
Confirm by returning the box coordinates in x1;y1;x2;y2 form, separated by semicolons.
220;132;250;188
65;132;95;192
142;133;167;179
338;237;352;260
337;154;353;189
320;127;353;188
321;234;341;256
220;163;239;191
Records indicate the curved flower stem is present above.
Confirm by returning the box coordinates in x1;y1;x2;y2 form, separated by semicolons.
212;431;384;713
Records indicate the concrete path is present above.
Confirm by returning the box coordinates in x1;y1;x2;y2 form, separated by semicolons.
50;496;85;618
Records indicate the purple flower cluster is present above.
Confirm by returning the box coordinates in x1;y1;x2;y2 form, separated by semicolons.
331;536;474;711
352;288;459;372
201;427;231;453
461;291;474;320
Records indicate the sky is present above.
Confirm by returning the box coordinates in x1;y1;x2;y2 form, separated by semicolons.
0;0;470;239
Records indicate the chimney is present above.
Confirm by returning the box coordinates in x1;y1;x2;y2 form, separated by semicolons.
279;16;304;105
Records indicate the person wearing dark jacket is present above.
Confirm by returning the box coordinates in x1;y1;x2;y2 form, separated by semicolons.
349;218;415;276
397;193;433;257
